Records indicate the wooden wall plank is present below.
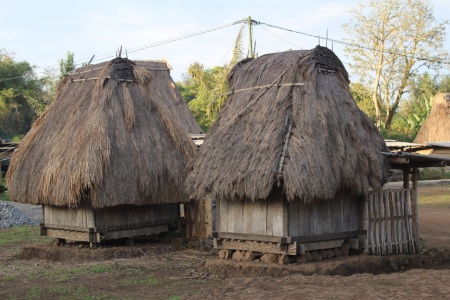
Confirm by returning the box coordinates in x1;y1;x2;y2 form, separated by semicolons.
219;198;229;232
266;193;284;236
330;194;344;233
309;201;319;235
227;200;244;233
288;200;299;236
318;199;332;234
242;199;267;235
298;200;310;236
342;195;361;232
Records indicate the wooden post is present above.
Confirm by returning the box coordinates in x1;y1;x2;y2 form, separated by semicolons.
412;167;419;252
362;194;369;254
380;191;386;255
403;169;410;189
248;16;255;58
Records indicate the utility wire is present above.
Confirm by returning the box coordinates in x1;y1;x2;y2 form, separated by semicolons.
257;21;450;66
0;19;246;83
2;17;450;82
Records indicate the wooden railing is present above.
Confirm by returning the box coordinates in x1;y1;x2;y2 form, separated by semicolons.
365;188;419;255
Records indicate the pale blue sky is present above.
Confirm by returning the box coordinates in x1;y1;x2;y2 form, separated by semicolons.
1;0;450;81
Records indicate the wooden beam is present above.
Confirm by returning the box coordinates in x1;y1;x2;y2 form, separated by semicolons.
387;156;409;165
213;232;290;244
290;230;365;243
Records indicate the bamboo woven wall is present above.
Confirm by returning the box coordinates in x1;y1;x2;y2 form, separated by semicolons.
365;189;419;255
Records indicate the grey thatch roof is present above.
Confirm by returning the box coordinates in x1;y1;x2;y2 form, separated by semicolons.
186;46;390;204
414;93;450;143
7;58;197;208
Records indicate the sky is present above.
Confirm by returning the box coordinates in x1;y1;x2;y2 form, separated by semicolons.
1;0;450;82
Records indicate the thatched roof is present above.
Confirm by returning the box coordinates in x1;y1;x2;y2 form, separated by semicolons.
414;93;450;143
186;46;390;204
7;58;197;208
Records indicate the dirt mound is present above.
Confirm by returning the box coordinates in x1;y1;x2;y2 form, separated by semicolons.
199;247;450;277
18;243;184;262
199;254;411;277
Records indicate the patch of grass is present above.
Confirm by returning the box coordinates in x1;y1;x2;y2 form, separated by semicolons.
25;286;42;300
418;194;450;207
48;284;88;296
167;296;181;300
87;264;115;274
2;275;15;281
33;264;120;283
0;226;49;246
78;296;113;300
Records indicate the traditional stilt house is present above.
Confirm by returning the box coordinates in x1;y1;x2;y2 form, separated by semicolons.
186;46;392;257
6;58;197;246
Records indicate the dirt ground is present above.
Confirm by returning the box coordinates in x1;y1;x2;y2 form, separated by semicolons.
1;184;449;300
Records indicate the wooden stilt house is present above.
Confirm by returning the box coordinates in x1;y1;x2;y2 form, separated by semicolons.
186;46;391;256
6;58;197;245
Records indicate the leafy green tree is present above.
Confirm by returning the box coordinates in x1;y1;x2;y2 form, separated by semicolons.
181;26;245;131
0;50;40;139
58;51;75;78
350;82;378;121
392;73;450;140
24;51;76;118
343;0;448;130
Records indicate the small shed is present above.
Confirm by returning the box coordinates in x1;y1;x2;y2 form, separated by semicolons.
6;58;197;245
186;46;390;256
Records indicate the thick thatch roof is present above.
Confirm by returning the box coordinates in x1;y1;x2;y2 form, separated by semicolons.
186;46;390;204
7;58;197;208
414;93;450;143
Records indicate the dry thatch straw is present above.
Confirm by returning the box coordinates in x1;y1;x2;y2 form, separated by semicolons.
414;93;450;143
186;46;390;204
7;58;197;208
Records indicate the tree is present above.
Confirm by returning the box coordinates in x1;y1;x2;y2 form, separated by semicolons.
350;82;377;121
343;0;448;130
393;73;450;139
26;51;76;117
0;50;40;139
58;51;75;78
181;26;245;131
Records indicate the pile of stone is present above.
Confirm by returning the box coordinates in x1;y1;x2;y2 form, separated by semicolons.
0;201;38;229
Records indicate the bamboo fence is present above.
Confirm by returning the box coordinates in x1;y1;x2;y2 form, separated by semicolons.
365;188;418;255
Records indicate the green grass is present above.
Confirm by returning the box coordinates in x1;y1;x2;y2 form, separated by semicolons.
25;286;42;300
417;184;450;208
0;226;48;246
33;264;119;283
2;275;15;281
48;284;88;296
418;194;450;207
